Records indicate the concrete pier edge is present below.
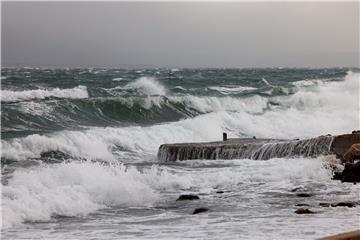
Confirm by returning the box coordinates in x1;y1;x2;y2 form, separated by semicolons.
158;132;360;162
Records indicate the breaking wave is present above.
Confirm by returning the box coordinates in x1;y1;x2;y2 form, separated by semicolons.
120;77;167;96
1;72;358;161
2;157;334;228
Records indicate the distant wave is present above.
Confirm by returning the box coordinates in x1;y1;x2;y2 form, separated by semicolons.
1;95;268;137
112;77;124;81
1;85;89;102
208;85;257;95
108;77;257;97
292;78;331;87
2;71;358;162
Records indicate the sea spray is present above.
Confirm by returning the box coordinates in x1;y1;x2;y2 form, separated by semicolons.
123;77;167;96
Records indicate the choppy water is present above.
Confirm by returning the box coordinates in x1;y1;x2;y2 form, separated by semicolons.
1;68;359;239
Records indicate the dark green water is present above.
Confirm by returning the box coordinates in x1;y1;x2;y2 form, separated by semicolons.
1;68;359;239
1;68;351;139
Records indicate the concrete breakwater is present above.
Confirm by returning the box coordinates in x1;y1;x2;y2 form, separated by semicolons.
158;132;360;162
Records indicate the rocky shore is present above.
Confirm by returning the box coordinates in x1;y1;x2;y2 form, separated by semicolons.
162;131;360;238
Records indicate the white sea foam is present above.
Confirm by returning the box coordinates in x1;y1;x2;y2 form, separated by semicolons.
1;157;335;229
18;101;55;117
208;85;257;95
112;77;124;81
292;79;328;87
1;162;159;228
172;86;187;91
1;85;89;102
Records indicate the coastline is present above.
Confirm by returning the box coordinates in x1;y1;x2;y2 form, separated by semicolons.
320;230;360;240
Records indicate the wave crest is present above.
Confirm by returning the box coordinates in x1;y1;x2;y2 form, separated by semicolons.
123;77;167;96
1;85;89;102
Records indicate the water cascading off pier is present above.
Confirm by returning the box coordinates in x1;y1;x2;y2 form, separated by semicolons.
158;132;360;162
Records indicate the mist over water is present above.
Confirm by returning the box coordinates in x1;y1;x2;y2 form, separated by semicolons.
1;68;359;239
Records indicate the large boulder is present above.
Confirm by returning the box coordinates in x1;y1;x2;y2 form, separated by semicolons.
333;161;360;183
176;194;200;201
343;144;360;163
342;162;360;183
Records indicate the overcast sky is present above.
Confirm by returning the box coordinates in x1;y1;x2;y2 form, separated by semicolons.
2;2;359;68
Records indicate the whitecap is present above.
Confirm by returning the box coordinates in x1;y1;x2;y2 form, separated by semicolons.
1;85;89;102
208;85;257;95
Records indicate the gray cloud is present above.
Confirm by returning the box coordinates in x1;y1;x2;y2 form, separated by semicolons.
2;2;359;68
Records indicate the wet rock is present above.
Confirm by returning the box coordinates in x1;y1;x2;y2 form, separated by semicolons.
296;193;312;197
295;208;315;214
290;187;302;192
332;171;343;181
330;133;360;160
331;201;357;208
320;201;358;208
193;207;209;214
296;203;310;207
339;162;360;183
343;144;360;163
176;194;200;201
216;191;225;194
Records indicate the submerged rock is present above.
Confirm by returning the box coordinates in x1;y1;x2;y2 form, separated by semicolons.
295;208;315;214
176;194;200;201
290;187;302;192
296;193;312;198
296;203;310;207
319;201;358;208
193;207;209;214
331;202;357;208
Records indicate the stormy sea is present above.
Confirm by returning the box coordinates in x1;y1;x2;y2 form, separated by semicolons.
1;68;359;239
